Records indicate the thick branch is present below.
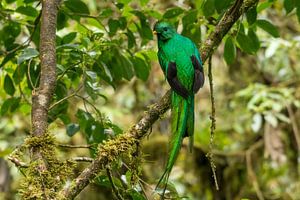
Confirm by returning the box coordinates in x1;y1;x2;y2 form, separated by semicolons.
29;0;61;191
58;0;258;198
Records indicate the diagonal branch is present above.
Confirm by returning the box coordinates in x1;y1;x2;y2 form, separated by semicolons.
58;0;259;198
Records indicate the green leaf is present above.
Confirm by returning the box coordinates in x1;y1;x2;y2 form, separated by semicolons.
247;28;260;52
256;19;280;38
18;48;39;64
182;11;200;46
257;1;273;13
13;64;26;84
118;17;127;30
236;30;254;54
182;23;201;47
64;0;89;14
55;81;68;99
57;11;68;30
224;36;236;64
163;7;184;19
214;0;234;13
297;7;300;22
76;109;94;131
131;56;150;81
108;19;119;36
99;8;113;18
182;10;198;25
92;61;114;87
284;0;295;14
131;11;153;43
59;114;71;125
48;101;69;123
119;54;134;81
94;175;123;188
126;28;136;49
0;52;15;69
85;120;105;144
62;32;77;44
24;0;38;3
3;22;21;38
202;0;215;17
16;6;38;17
115;3;124;9
128;189;146;200
5;0;17;4
147;10;162;19
0;97;20;115
246;6;257;25
66;123;80;137
4;75;15;96
140;0;149;6
117;0;131;4
1;99;11;116
140;22;153;42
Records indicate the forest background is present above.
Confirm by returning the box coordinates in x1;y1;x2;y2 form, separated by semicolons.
0;0;300;199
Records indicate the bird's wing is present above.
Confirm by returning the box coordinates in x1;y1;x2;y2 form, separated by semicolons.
158;49;190;98
167;62;189;99
191;55;205;92
191;43;205;92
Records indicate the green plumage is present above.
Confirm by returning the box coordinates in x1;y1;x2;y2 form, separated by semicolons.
154;21;204;198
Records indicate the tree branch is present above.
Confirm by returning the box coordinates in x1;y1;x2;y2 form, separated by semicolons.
32;0;60;137
58;0;259;198
29;0;61;195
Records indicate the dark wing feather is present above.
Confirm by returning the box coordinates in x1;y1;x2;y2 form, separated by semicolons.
167;62;189;99
191;55;204;93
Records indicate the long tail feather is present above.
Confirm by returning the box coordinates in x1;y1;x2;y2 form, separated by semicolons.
156;93;189;199
186;96;194;153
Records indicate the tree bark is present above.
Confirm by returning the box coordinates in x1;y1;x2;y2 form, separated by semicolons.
58;0;259;198
32;0;60;137
30;0;61;192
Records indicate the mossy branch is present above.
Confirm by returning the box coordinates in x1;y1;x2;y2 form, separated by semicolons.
58;0;259;199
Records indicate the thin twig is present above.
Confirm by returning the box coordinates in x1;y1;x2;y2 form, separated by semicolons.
27;59;35;90
206;56;219;190
49;83;84;110
246;140;264;200
7;156;29;168
106;168;124;200
57;144;93;149
75;94;104;124
286;105;300;150
56;61;82;82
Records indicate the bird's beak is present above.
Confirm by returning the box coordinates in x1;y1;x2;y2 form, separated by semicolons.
153;30;157;35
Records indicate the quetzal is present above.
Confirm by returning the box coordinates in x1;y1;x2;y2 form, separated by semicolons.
153;21;204;196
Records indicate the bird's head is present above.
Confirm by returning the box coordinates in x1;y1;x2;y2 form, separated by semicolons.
153;21;177;41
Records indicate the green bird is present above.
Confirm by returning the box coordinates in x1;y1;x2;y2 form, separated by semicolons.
153;21;204;197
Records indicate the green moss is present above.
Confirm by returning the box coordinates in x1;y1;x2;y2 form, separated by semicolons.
97;134;143;192
17;133;76;199
98;134;137;165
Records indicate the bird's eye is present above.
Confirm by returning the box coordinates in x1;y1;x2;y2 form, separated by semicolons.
163;27;168;31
